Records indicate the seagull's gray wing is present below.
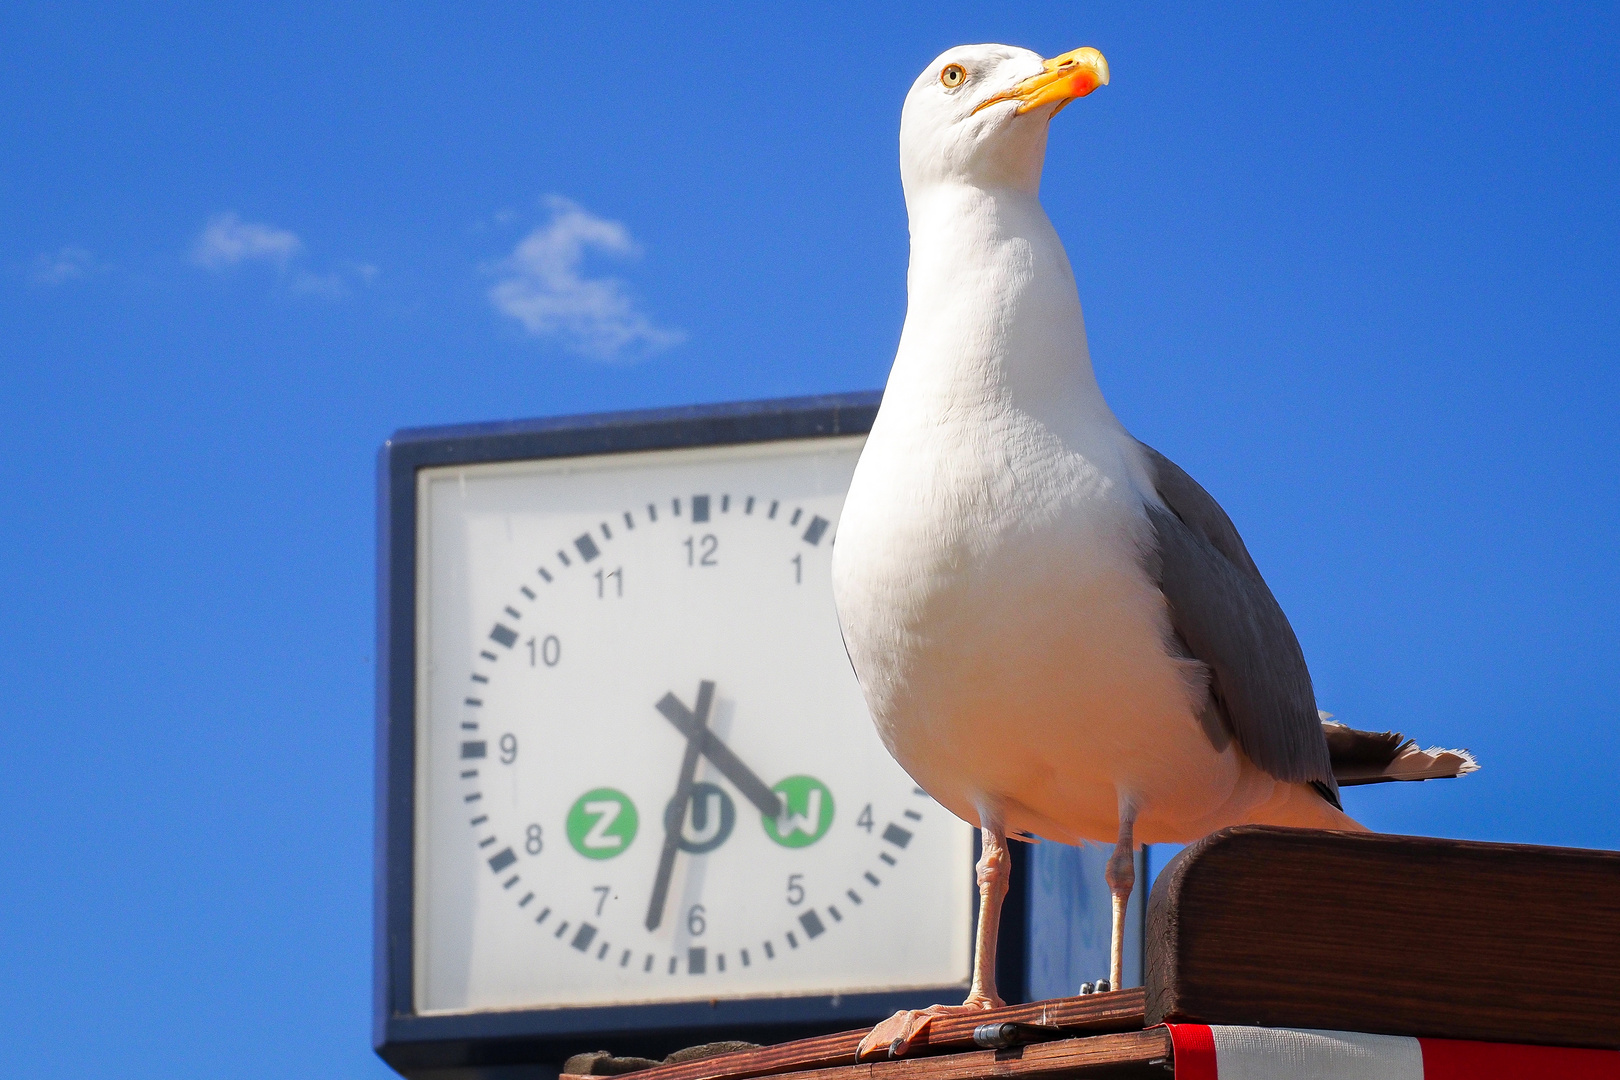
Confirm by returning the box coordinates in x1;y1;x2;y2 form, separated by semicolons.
1137;442;1338;803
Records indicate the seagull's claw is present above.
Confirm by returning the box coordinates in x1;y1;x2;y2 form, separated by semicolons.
855;998;1001;1061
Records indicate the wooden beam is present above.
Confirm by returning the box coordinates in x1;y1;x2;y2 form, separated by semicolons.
1145;826;1620;1048
581;991;1148;1080
743;1031;1173;1080
566;1029;1171;1080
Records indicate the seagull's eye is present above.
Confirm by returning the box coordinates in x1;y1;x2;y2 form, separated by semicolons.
940;64;966;88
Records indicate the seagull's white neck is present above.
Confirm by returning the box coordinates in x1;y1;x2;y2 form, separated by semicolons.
891;181;1117;432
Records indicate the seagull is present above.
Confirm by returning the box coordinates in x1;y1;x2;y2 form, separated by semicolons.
830;43;1475;1058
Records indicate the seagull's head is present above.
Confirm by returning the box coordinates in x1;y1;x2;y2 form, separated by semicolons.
900;43;1108;197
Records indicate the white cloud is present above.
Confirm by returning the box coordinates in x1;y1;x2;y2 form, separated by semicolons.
488;197;684;361
191;212;303;270
187;214;375;299
30;246;99;285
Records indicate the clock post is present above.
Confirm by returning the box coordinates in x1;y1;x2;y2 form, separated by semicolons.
997;840;1150;1004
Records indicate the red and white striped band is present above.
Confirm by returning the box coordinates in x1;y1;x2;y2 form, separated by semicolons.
1166;1023;1620;1079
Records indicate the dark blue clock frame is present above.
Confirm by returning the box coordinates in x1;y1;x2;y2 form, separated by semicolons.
375;392;1143;1079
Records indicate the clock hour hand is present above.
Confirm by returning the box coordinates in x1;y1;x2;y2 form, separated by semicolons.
655;692;783;819
645;680;714;933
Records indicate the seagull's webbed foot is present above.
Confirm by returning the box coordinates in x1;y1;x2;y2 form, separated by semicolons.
857;825;1011;1060
854;995;1002;1061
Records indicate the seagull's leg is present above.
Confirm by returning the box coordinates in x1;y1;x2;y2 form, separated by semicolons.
966;823;1012;1007
854;824;1010;1060
1104;808;1137;992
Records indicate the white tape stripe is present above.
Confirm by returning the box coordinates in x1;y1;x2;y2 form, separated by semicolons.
1210;1026;1425;1080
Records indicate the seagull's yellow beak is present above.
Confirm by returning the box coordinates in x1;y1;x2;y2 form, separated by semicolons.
973;46;1110;116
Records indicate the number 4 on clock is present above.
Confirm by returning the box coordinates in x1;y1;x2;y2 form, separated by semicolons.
856;803;874;833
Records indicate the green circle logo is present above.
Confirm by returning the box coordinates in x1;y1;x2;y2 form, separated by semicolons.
762;775;834;848
566;788;638;860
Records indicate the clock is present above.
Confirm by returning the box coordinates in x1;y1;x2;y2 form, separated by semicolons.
374;394;1148;1077
376;395;985;1074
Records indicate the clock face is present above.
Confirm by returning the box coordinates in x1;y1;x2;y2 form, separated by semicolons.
413;437;975;1015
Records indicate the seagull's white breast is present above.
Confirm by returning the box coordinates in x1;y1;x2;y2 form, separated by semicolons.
832;185;1254;844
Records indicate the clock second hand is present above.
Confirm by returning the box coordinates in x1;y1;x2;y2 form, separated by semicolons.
644;680;715;933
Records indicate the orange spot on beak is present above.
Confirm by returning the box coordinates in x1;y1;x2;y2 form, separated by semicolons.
973;46;1110;117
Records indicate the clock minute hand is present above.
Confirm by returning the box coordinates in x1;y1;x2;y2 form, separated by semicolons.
655;693;783;819
645;680;714;933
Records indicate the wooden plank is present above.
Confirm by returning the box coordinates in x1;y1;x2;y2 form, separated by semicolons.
885;991;1149;1056
1145;826;1620;1049
595;991;1147;1080
567;1030;1171;1080
749;1031;1173;1080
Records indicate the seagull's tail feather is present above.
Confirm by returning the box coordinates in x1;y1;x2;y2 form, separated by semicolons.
1323;720;1479;787
1241;781;1369;832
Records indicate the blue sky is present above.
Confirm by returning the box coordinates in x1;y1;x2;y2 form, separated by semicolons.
2;3;1616;1077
